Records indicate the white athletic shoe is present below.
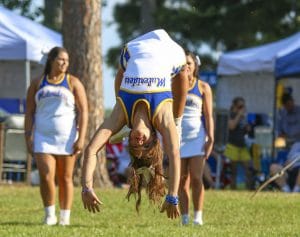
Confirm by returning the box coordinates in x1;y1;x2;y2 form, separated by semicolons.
193;219;203;226
44;216;57;226
59;218;70;226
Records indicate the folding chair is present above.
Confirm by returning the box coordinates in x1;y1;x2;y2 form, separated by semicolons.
0;124;32;184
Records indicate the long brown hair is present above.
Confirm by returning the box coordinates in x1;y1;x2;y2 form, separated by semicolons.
185;49;199;78
44;46;68;75
127;136;166;212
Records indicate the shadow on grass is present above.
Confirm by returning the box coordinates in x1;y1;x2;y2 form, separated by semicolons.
0;221;89;228
0;221;41;226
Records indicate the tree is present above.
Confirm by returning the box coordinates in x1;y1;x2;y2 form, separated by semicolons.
62;0;112;187
107;0;300;70
43;0;62;32
140;0;156;33
0;0;42;19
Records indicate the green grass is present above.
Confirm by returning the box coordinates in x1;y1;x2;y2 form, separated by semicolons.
0;186;300;237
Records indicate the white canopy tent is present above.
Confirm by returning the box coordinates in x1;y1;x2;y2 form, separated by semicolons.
0;5;62;111
216;32;300;115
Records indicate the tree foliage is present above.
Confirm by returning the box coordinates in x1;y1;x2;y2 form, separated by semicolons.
0;0;42;19
107;0;300;70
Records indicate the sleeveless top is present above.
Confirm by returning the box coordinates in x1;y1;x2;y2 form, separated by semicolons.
181;78;206;141
117;29;186;127
33;74;77;154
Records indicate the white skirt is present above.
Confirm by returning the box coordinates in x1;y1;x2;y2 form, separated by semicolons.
180;135;206;158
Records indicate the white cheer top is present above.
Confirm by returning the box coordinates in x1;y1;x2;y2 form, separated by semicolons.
119;29;186;93
33;74;77;155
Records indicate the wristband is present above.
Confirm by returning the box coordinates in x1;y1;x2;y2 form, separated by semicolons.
82;187;93;194
165;194;179;205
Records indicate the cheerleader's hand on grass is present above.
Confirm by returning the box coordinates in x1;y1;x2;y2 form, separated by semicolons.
81;187;103;213
160;195;180;219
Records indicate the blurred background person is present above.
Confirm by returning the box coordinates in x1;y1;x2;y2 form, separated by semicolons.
269;142;300;192
25;47;88;225
106;138;131;188
277;93;300;148
224;97;252;190
179;50;214;226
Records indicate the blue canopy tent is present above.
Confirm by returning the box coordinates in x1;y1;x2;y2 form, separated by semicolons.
275;48;300;79
217;31;300;158
217;31;300;114
0;5;62;113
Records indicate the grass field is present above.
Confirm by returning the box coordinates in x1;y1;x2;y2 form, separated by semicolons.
0;185;299;237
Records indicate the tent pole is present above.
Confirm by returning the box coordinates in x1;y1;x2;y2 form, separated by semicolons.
23;60;31;113
272;78;279;159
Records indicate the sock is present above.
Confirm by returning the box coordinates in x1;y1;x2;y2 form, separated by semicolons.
181;214;189;225
60;210;71;220
281;184;291;193
45;205;55;217
293;185;300;192
194;210;203;223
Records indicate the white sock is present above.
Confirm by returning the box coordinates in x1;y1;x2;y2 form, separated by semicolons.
45;205;56;217
194;210;203;223
293;185;300;192
60;209;71;221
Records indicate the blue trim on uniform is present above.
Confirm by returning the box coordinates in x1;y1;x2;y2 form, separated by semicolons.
39;74;70;90
188;79;203;98
118;90;172;128
188;79;206;129
120;46;130;71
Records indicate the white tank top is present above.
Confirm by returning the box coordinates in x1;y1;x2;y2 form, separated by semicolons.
33;74;77;154
182;80;205;141
119;29;186;93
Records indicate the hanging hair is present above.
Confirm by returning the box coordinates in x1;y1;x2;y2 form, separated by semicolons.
230;97;245;112
185;49;200;79
43;46;68;76
281;93;293;105
126;136;166;212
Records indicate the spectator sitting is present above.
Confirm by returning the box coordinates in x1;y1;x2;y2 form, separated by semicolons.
277;93;300;148
269;142;300;193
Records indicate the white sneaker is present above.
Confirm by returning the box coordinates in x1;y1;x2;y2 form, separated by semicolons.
44;216;57;226
193;219;203;226
59;218;70;226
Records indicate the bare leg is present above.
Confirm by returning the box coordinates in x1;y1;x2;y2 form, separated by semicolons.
56;155;76;210
179;159;190;216
230;161;238;189
35;153;56;207
189;156;205;211
203;163;214;188
269;163;287;188
241;161;251;190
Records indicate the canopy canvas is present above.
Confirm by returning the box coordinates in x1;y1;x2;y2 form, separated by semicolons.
0;6;62;112
217;31;300;77
275;48;300;79
216;32;300;115
0;5;62;62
